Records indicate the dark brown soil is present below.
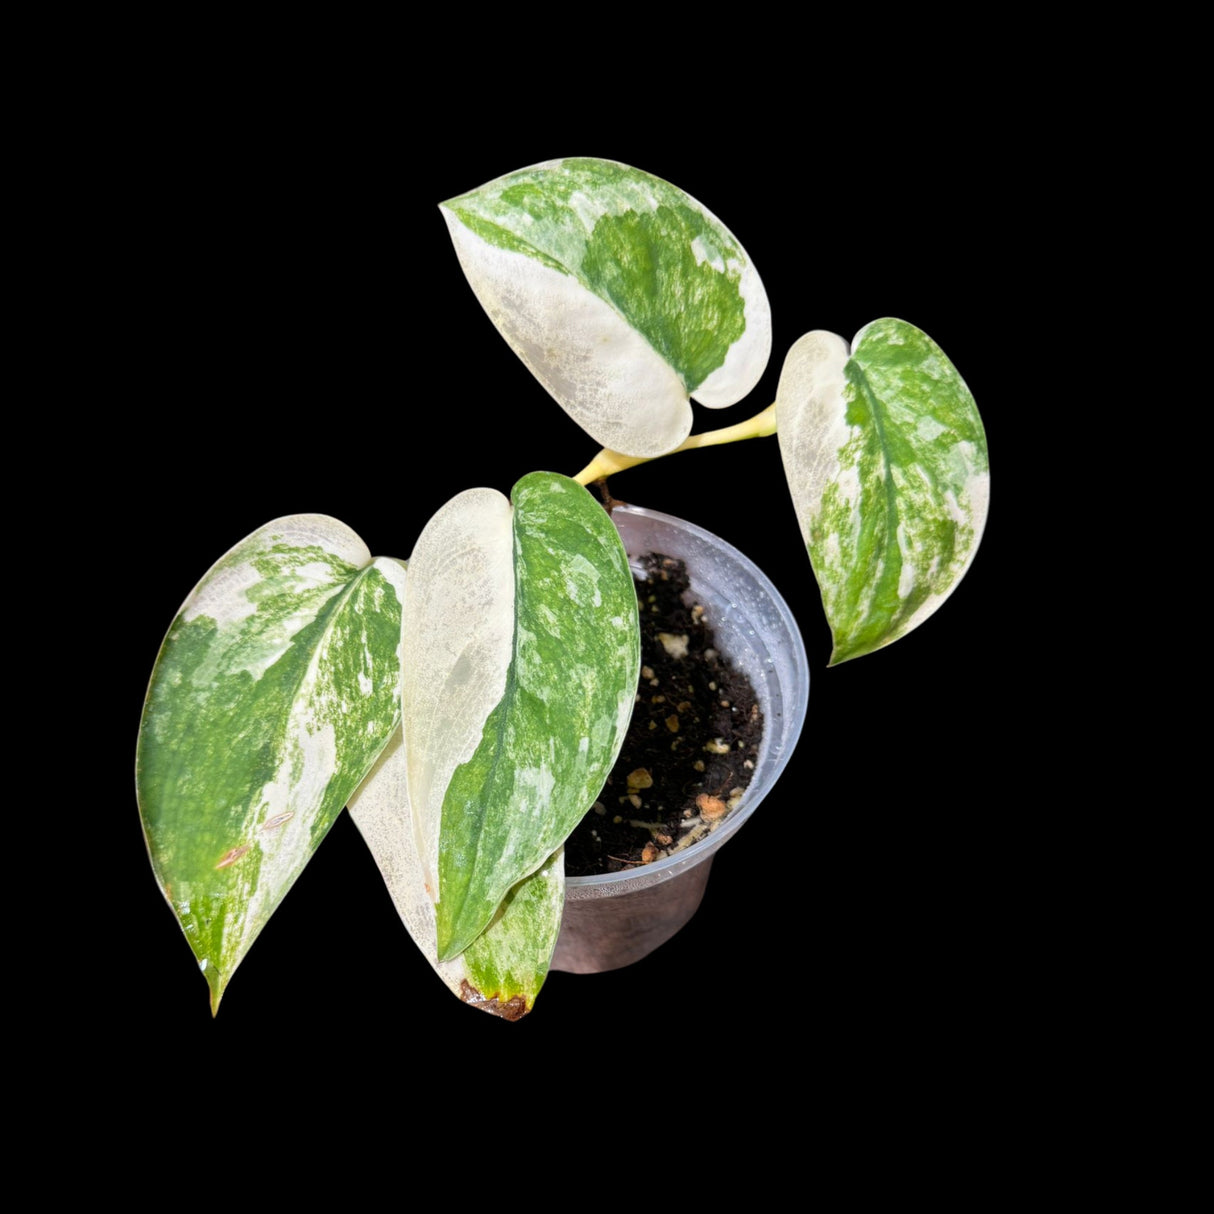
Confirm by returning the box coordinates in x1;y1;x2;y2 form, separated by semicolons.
564;553;764;876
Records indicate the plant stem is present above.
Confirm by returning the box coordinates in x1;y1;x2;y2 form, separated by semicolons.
572;403;777;486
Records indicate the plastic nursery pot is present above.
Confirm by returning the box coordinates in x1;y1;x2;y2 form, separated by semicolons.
551;504;810;974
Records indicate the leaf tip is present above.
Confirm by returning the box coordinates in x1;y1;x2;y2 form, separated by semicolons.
826;648;862;668
459;980;531;1022
206;965;230;1018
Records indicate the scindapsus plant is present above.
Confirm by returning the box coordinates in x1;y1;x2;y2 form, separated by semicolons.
136;157;989;1020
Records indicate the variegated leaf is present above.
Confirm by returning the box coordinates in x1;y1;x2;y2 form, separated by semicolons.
136;516;406;1012
441;157;771;459
364;473;637;970
432;473;639;958
348;487;561;1016
776;319;989;664
348;728;565;1020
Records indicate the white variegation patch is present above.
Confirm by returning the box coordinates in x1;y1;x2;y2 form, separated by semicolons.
442;215;690;458
776;330;853;545
399;488;515;902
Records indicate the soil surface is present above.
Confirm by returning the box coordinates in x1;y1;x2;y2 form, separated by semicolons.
564;553;764;876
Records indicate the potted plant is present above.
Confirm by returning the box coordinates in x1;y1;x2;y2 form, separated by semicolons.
135;157;988;1020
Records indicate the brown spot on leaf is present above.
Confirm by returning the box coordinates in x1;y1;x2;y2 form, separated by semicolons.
215;845;250;869
261;811;295;831
459;979;529;1021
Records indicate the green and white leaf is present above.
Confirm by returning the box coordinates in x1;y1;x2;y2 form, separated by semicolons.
350;473;637;1013
350;485;561;1015
776;319;989;665
431;473;639;958
441;157;771;459
136;516;406;1012
348;729;565;1020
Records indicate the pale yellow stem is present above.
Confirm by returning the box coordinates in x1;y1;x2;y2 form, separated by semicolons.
572;403;777;486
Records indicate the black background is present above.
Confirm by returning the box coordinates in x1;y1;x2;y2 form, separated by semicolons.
103;107;1028;1091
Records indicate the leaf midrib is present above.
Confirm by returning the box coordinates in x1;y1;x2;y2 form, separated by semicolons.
838;358;903;659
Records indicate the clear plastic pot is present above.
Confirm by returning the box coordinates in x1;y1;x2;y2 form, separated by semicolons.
551;504;810;973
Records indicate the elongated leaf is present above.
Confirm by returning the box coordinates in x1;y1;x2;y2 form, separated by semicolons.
348;729;565;1020
349;486;564;1015
136;516;406;1011
441;157;771;459
433;473;639;958
776;319;989;664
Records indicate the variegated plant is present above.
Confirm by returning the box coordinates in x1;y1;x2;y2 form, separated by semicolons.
138;477;638;1018
138;156;989;1019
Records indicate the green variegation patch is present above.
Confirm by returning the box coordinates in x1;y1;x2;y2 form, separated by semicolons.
441;157;771;459
776;319;989;664
136;516;406;1012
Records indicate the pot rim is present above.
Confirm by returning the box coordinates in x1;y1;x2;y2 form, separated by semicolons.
564;502;810;896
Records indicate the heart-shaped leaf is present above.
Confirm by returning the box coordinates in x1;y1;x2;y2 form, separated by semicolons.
351;473;638;1005
136;516;406;1011
776;319;989;664
441;157;771;459
431;474;639;958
